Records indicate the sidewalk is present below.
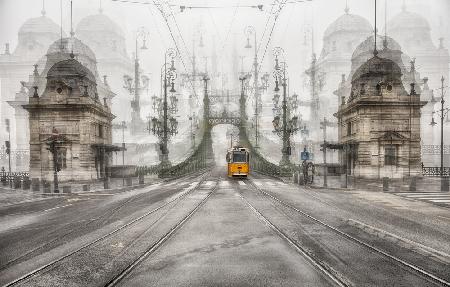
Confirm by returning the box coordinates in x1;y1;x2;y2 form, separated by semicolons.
0;175;160;207
309;175;447;192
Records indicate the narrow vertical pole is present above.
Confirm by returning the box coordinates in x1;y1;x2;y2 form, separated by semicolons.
162;54;168;167
8;124;11;188
323;117;327;188
254;31;259;149
440;76;445;191
122;121;125;186
52;143;59;193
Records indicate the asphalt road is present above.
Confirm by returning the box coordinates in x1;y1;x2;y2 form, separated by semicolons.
0;168;449;286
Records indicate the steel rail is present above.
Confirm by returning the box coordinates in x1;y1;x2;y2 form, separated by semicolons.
248;179;450;287
237;190;348;287
2;173;211;287
105;180;218;286
0;173;204;272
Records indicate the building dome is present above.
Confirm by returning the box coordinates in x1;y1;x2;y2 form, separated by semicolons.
47;37;96;61
76;13;125;38
352;56;402;83
75;12;128;59
13;13;65;59
388;6;430;32
47;58;95;83
324;10;372;39
18;15;61;36
352;35;402;60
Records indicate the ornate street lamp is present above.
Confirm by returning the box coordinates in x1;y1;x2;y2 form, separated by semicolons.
45;127;66;193
123;26;150;134
245;25;260;148
430;76;449;191
150;48;179;168
272;47;299;167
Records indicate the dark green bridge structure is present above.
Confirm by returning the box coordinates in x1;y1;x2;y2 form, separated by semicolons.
138;77;297;179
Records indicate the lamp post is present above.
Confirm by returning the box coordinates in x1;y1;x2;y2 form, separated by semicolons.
239;75;248;126
430;76;449;191
46;128;64;193
272;47;298;167
150;48;178;168
4;119;11;188
245;26;260;149
121;121;126;186
124;26;149;134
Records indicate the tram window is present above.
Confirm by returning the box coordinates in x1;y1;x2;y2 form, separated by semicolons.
232;152;247;162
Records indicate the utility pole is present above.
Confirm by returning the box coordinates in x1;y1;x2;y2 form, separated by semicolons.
320;117;328;187
245;26;259;148
5;119;11;188
438;76;449;191
320;117;336;187
121;121;126;186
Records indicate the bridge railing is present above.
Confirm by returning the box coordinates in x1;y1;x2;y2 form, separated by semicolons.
422;166;450;177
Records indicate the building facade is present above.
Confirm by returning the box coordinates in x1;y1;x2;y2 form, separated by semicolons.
335;54;426;179
75;9;134;126
0;9;64;169
23;56;117;182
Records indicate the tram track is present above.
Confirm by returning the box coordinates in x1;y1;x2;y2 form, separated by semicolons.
0;173;204;272
105;179;219;287
2;173;213;287
245;178;450;287
236;187;348;287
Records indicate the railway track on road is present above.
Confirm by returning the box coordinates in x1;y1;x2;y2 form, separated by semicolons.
105;179;219;287
2;173;214;287
0;173;204;273
246;178;450;287
237;187;348;287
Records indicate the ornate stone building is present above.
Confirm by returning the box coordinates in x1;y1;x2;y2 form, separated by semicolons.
314;5;373;127
387;4;449;92
305;5;373;164
23;56;118;182
335;53;426;179
5;35;115;170
75;9;134;125
0;9;63;167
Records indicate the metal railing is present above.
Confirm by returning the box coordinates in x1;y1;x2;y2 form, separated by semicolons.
422;166;450;177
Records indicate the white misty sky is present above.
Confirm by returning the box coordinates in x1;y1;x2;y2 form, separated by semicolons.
0;0;448;93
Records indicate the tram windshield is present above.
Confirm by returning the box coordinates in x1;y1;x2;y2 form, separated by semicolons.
232;152;247;163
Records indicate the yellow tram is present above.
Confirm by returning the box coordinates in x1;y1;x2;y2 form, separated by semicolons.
226;147;250;177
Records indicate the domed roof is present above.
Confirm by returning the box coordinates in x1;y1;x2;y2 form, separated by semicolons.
352;56;402;83
76;13;124;38
18;15;62;35
47;37;96;61
388;6;430;31
324;9;372;39
47;58;95;82
352;35;402;60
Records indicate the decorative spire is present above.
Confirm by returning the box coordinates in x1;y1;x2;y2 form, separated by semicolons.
401;0;406;12
41;0;46;16
33;86;39;98
59;0;63;48
33;64;39;76
410;83;416;96
383;0;388;49
410;58;416;73
99;0;103;14
344;0;349;14
70;0;75;37
373;0;378;56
